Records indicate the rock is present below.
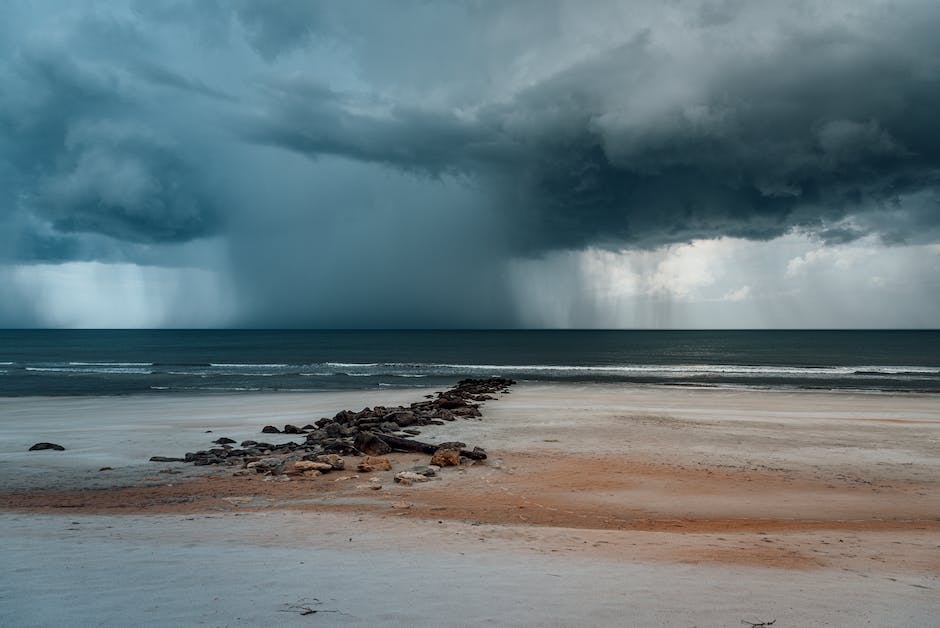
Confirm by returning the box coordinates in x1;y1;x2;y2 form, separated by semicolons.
384;410;418;427
314;454;345;470
322;422;344;437
98;466;113;471
240;440;258;447
246;457;285;474
394;471;431;485
402;429;421;436
261;425;280;434
292;461;333;473
282;424;303;434
469;446;487;460
357;456;392;472
452;406;482;418
436;441;466;450
28;442;65;451
149;455;185;462
301;424;316;431
410;465;437;477
213;437;236;445
430;448;461;467
353;431;392;456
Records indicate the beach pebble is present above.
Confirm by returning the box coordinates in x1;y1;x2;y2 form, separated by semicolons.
28;442;65;451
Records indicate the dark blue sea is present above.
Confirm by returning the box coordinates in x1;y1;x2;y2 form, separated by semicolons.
1;330;938;396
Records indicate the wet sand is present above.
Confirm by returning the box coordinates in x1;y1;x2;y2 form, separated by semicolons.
1;384;938;626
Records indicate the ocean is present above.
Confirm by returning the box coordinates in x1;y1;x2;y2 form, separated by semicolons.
1;329;938;396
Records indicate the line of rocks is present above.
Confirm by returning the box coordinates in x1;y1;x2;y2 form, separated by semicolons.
149;377;514;477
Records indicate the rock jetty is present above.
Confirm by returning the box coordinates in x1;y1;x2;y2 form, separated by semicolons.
150;377;514;475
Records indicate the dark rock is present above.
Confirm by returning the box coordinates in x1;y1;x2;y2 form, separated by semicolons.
322;422;344;438
467;446;488;460
453;406;482;418
301;424;316;431
213;437;236;445
304;428;329;443
353;431;392;456
377;421;399;433
384;410;418;427
436;399;466;410
333;409;357;424
261;425;280;434
240;440;258;447
321;439;359;455
410;465;438;477
436;441;467;450
28;442;65;451
282;424;302;434
149;456;185;462
402;429;421;436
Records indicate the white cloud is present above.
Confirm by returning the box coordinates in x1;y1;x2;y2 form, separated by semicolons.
509;233;940;328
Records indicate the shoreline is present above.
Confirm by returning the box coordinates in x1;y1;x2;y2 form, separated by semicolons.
2;382;938;625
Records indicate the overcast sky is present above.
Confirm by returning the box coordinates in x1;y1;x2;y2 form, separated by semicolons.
1;0;939;328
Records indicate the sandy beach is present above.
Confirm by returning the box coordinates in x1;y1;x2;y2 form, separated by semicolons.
1;383;938;626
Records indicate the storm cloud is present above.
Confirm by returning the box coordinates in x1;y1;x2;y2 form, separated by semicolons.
1;1;939;327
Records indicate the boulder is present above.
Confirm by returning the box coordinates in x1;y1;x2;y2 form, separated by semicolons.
430;448;461;467
28;442;65;451
282;424;303;434
261;425;280;434
149;455;185;462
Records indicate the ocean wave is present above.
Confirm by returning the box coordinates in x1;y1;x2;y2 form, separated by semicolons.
26;366;154;375
68;361;152;367
209;363;291;368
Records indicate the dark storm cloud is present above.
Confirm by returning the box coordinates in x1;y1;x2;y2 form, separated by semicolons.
239;5;940;250
2;1;940;327
0;14;222;256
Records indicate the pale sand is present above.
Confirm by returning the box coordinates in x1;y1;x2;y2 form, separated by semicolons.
1;384;938;626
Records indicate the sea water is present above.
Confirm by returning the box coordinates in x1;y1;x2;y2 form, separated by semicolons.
1;329;938;396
